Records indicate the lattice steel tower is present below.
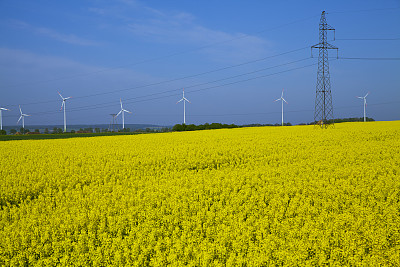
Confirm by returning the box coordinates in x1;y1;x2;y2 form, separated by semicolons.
311;11;338;128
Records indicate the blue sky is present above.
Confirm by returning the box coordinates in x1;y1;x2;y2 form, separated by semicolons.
0;0;399;126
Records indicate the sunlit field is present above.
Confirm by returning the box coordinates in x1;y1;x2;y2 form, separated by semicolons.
1;121;399;266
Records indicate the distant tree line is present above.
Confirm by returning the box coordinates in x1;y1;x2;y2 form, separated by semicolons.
172;123;239;132
172;118;375;132
333;117;375;123
241;123;292;127
0;117;376;135
306;117;375;125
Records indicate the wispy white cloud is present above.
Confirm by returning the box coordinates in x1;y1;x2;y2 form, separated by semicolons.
89;1;271;62
9;20;101;46
88;7;106;16
0;47;162;116
0;47;156;90
128;11;270;62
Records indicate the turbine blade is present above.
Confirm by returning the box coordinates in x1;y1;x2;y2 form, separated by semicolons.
281;89;284;98
183;97;190;103
58;91;64;99
123;109;132;113
17;116;22;123
116;110;122;117
60;101;64;110
177;98;183;104
120;98;123;109
65;96;72;100
365;92;369;98
356;96;363;99
19;105;22;114
274;98;281;102
282;98;288;104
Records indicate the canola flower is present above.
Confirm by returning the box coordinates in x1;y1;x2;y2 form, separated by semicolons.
0;121;399;266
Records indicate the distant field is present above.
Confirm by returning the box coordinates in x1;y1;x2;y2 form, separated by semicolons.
0;132;144;141
1;121;399;265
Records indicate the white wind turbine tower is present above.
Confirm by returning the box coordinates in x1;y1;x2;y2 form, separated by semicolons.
0;107;10;130
274;89;288;126
17;105;30;129
357;91;370;122
116;98;131;129
176;88;190;124
58;91;71;132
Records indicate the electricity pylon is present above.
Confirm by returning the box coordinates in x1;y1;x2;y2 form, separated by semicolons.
311;11;338;128
109;113;118;132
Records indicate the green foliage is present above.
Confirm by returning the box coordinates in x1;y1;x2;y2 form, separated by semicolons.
52;127;63;134
172;123;238;132
0;130;6;135
311;117;375;125
134;127;170;133
334;117;375;123
119;128;131;133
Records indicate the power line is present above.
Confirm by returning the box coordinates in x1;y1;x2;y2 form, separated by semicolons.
4;61;318;117
339;57;400;60
6;46;310;107
54;61;318;113
327;7;400;14
74;49;310;100
180;58;311;91
185;101;400;117
336;38;400;41
186;101;400;117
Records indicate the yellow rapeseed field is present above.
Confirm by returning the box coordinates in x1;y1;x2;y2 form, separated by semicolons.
1;121;399;266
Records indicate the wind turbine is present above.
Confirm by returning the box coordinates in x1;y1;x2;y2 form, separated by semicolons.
357;91;370;122
17;105;30;130
0;107;10;130
116;98;131;129
274;89;288;126
58;91;71;132
176;88;190;124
